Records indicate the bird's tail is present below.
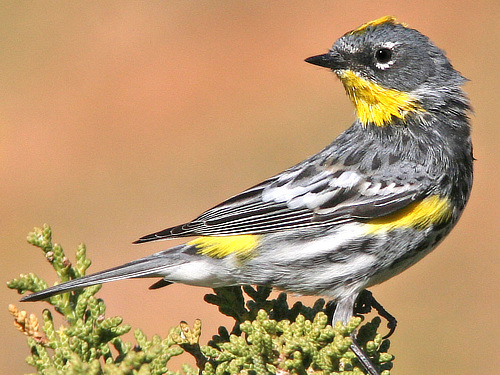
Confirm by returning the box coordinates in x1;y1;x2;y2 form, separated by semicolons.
20;245;186;302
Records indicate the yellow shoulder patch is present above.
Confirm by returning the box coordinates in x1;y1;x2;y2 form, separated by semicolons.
188;234;260;259
338;70;423;127
364;195;453;234
350;16;403;35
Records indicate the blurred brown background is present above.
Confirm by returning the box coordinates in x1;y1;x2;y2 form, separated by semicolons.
2;1;499;374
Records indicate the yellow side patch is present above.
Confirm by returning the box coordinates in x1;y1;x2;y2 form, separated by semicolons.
338;70;422;127
349;16;403;35
364;195;453;234
188;234;260;259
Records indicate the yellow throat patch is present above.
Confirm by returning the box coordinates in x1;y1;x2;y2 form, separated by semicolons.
364;195;453;234
188;234;260;259
338;70;422;127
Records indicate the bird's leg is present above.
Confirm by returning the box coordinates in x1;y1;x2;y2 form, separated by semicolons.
333;294;381;375
354;289;397;339
350;337;381;375
344;290;398;374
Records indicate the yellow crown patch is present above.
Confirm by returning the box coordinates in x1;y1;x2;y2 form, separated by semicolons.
349;16;405;35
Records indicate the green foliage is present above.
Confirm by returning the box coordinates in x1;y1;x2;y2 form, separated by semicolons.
203;288;393;374
8;225;194;375
8;225;394;374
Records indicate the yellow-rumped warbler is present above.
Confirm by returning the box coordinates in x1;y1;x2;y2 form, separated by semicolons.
22;15;472;338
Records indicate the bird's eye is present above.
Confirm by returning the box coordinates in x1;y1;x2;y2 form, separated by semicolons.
375;48;392;64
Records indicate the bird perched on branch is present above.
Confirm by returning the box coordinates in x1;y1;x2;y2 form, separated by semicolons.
21;16;472;374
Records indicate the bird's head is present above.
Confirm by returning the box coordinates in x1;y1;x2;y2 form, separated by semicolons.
306;16;466;127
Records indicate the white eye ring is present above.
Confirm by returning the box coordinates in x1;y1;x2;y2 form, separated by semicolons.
374;42;397;70
375;48;392;63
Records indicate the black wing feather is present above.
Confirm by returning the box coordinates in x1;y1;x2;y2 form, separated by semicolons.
134;160;432;244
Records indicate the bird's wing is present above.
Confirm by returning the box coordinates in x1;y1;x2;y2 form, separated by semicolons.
134;160;432;243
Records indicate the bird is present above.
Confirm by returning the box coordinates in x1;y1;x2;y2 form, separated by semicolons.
21;15;472;343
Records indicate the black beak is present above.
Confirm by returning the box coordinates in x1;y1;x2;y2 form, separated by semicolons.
305;51;345;70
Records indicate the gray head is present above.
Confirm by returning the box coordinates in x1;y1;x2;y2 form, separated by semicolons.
306;16;468;127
